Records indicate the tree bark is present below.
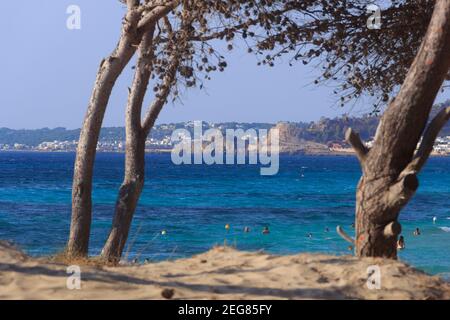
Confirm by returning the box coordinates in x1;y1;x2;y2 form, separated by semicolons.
347;0;450;258
101;46;180;263
66;1;179;258
100;133;147;262
100;30;155;263
66;9;142;258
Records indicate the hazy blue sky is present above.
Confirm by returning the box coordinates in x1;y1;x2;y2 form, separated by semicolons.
1;1;449;129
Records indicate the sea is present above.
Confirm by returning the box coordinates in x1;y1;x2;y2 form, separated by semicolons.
0;152;449;279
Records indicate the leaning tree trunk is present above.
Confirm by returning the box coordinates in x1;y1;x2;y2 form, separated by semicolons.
100;46;180;263
66;1;179;259
344;0;450;258
66;9;142;258
100;30;155;262
101;133;147;262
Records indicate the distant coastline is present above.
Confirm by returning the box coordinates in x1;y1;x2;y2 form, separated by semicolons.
1;149;448;157
1;115;449;155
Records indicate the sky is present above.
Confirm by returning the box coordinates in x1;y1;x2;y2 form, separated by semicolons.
1;0;449;129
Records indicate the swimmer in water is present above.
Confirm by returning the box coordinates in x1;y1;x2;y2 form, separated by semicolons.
351;223;355;229
225;224;230;231
325;227;329;233
433;216;437;224
413;228;421;236
397;236;405;250
348;245;353;251
244;226;250;233
262;226;270;234
307;232;312;238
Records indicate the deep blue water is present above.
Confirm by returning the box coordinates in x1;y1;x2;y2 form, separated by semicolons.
0;152;449;278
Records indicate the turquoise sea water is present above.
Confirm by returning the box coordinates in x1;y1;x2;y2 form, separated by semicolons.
0;152;449;278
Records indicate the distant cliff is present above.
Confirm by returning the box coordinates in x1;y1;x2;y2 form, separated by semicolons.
271;101;450;147
271;122;331;154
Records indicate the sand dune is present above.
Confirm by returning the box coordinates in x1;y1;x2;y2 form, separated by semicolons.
0;241;449;300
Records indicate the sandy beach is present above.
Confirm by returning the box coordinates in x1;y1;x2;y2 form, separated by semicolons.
0;241;449;300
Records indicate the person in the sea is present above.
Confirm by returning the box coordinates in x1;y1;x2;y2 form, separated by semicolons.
262;226;270;234
397;236;405;250
413;228;421;236
244;226;250;233
325;227;329;233
307;232;312;238
351;223;355;229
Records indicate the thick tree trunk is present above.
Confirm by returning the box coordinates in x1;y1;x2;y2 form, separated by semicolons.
347;0;450;258
66;10;141;258
354;174;415;258
101;134;146;262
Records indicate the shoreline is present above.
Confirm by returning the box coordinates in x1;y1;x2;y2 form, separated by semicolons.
1;242;449;300
0;150;449;157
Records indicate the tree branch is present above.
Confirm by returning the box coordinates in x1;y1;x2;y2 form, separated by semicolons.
383;221;402;238
336;225;355;245
137;1;180;32
345;128;368;164
403;106;450;174
187;9;291;42
127;0;139;10
126;27;156;134
141;54;179;135
385;172;419;209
